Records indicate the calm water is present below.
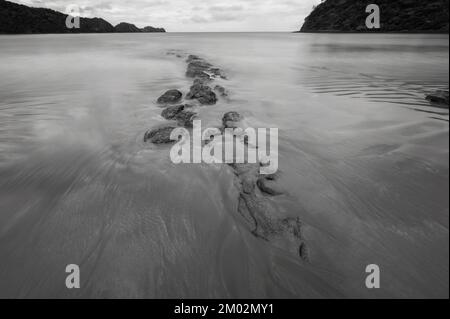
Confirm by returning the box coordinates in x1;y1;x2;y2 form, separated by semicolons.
0;33;448;298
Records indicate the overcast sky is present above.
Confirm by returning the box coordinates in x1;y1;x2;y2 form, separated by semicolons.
15;0;321;32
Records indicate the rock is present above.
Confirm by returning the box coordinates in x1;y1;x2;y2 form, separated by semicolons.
160;105;196;127
186;55;200;63
157;89;183;104
175;110;197;127
426;90;449;107
186;83;217;105
299;242;309;261
214;85;228;97
186;60;213;80
257;178;284;196
209;68;226;79
222;111;243;128
161;104;185;120
144;126;177;144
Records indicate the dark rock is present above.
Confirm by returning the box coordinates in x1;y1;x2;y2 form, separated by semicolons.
157;89;183;104
161;105;196;127
186;83;217;105
426;90;449;107
175;110;197;127
299;242;309;261
144;126;177;144
186;60;213;80
222;111;243;128
161;104;185;119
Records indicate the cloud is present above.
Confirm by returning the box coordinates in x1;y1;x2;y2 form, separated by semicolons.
14;0;321;31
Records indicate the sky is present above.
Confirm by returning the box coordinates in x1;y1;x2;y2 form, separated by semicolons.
14;0;321;32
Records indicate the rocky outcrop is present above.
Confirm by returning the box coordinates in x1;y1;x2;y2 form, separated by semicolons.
0;0;165;34
300;0;449;33
161;105;197;128
186;81;218;105
426;90;449;108
157;89;183;105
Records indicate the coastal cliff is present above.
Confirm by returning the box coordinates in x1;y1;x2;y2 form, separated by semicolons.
0;0;165;34
300;0;449;33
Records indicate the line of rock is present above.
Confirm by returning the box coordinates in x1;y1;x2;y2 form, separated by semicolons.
144;53;309;261
144;54;227;143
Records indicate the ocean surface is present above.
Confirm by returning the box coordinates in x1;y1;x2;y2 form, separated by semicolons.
0;33;448;298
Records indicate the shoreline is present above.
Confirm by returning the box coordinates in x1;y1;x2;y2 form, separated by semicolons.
295;31;450;34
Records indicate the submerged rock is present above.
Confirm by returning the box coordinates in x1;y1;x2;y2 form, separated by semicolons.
257;178;284;196
144;126;177;144
186;83;217;105
426;90;449;107
157;89;183;104
214;85;228;97
237;182;308;261
228;150;306;260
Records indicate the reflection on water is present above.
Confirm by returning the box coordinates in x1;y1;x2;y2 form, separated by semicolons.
0;33;448;298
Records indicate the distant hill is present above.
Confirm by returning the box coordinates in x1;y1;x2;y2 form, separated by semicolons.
0;0;166;34
114;22;142;33
300;0;449;33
